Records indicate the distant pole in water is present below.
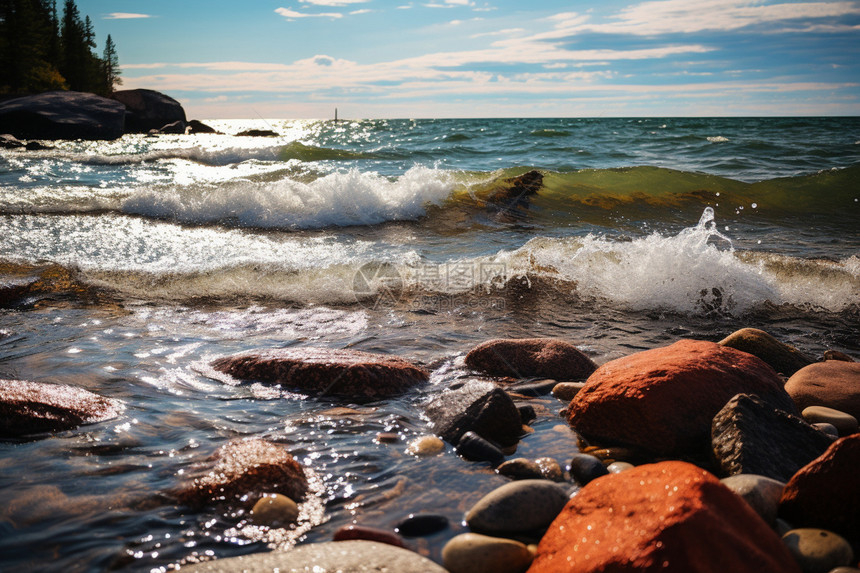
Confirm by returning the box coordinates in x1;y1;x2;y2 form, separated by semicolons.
335;107;338;123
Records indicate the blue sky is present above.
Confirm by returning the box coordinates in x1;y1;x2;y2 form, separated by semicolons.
79;0;860;118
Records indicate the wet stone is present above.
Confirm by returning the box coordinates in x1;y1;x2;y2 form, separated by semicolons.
394;513;449;537
607;461;635;473
720;474;786;527
465;338;597;381
508;379;558;397
802;406;858;437
569;453;608;486
813;423;840;439
551;382;586;402
535;457;564;482
375;432;400;443
457;431;505;465
781;529;855;573
249;493;299;527
332;524;406;548
518;404;537;425
405;435;444;456
497;458;544;480
442;532;533;573
465;479;570;536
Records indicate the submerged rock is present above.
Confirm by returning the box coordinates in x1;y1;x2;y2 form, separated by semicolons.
424;379;522;447
0;379;123;438
785;361;860;419
0;91;125;140
112;88;186;133
568;339;796;457
528;461;801;573
249;493;299;527
718;327;813;376
187;119;218;134
333;524;406;548
211;347;428;399
779;435;860;547
178;438;308;508
465;338;596;381
183;540;447;573
711;393;835;482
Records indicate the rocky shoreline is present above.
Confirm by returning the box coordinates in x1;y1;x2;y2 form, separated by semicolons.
1;330;858;572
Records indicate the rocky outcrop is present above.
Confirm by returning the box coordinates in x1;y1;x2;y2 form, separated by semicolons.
718;327;813;376
567;339;796;457
528;461;801;573
182;540;447;573
0;91;125;140
711;393;835;481
177;438;308;508
0;379;123;438
187;119;218;134
465;338;596;380
785;361;860;419
112;88;186;133
424;379;523;448
236;129;278;137
211;347;428;399
779;435;860;547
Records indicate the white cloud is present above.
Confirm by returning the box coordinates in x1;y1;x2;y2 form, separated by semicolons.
300;0;367;5
558;0;860;36
104;12;152;19
275;7;343;19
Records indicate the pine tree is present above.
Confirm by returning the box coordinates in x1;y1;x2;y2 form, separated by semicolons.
102;34;121;94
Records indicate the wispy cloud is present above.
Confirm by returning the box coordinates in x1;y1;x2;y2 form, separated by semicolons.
299;0;369;5
275;7;343;19
104;12;152;19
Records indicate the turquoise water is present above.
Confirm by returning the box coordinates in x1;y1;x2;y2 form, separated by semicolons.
0;117;858;571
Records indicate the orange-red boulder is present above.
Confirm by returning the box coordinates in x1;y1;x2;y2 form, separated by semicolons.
211;347;428;399
528;461;801;573
567;339;796;456
779;434;860;547
178;438;308;508
784;361;860;419
465;338;597;380
0;379;123;437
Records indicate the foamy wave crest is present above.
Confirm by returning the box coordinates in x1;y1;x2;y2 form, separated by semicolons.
121;166;455;228
56;145;287;167
477;208;859;314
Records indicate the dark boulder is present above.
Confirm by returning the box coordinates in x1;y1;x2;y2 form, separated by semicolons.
0;134;25;149
187;119;218;134
0;379;123;438
711;393;835;482
465;338;596;381
0;91;125;140
211;347;428;399
177;438;308;508
112;89;186;133
236;129;278;137
424;379;523;448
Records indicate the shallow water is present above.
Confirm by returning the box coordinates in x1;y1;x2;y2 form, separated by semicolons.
0;117;858;571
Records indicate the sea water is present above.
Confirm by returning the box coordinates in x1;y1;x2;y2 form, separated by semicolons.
0;117;858;571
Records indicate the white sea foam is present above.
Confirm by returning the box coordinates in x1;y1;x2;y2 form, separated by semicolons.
121;166;455;229
707;136;730;143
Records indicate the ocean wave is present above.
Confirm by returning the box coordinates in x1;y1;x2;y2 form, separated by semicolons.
121;165;457;229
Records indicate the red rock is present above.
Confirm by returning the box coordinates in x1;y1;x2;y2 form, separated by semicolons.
465;338;597;380
0;379;123;437
779;435;860;547
211;347;428;399
178;438;308;508
567;339;795;456
333;524;406;548
528;461;801;573
784;361;860;419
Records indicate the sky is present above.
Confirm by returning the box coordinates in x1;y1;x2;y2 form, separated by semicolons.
78;0;860;119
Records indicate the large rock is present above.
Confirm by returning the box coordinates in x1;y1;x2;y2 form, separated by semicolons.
568;339;796;457
112;88;186;133
211;347;428;399
528;461;801;573
465;338;596;380
0;379;123;437
719;327;813;376
183;540;447;573
711;393;835;482
177;438;308;508
424;379;523;447
0;91;125;140
785;361;860;419
779;435;860;547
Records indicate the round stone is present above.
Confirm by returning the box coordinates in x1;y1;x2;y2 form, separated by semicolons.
497;458;543;480
781;528;854;573
405;435;444;456
395;513;449;537
569;453;608;485
813;422;840;439
535;457;564;482
607;461;634;473
802;406;859;437
720;474;786;526
442;532;533;573
551;382;586;402
465;479;570;535
249;493;299;527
